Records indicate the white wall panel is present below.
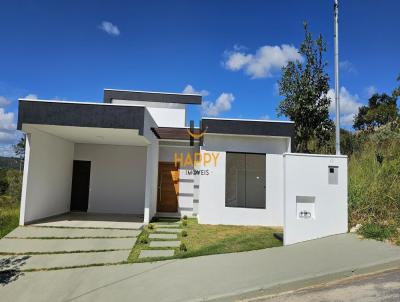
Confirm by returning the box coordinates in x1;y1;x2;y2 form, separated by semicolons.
283;154;348;245
20;129;74;224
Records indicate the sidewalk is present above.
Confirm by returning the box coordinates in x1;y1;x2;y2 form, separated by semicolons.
1;234;400;302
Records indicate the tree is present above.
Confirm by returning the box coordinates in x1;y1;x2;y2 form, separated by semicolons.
393;74;400;98
277;23;333;153
13;135;25;160
353;93;398;130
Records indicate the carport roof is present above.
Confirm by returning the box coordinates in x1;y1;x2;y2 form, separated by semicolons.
18;99;146;135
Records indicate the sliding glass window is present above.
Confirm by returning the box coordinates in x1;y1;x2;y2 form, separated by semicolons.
225;152;266;209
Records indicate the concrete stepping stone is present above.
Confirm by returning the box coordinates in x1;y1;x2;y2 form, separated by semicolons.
149;241;180;248
6;226;140;239
0;250;129;271
0;238;136;254
156;228;182;233
155;224;180;228
139;250;174;258
149;234;177;240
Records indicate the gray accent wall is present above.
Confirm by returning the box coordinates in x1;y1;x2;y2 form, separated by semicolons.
18;100;146;134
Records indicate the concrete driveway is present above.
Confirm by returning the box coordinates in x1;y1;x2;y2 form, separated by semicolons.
0;213;142;271
1;234;400;302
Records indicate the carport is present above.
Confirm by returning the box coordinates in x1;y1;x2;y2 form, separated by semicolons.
18;100;159;226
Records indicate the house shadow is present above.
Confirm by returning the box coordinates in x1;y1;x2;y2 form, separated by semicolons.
0;255;30;286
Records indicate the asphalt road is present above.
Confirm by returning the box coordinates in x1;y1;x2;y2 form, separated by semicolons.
246;268;400;302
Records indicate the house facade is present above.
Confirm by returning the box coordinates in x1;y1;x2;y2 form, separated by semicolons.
17;89;348;245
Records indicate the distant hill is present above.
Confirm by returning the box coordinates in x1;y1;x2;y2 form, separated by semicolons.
0;157;22;170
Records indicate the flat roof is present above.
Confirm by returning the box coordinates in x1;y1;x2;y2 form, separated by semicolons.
104;89;202;105
201;118;295;138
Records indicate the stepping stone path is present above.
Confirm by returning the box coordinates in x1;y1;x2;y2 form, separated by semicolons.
156;228;182;233
149;234;177;240
138;220;184;259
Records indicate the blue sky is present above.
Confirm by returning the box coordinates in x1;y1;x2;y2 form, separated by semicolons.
0;0;399;156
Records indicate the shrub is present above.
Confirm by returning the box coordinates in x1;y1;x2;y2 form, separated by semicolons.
140;237;148;244
181;220;187;227
358;223;398;241
183;215;188;220
181;230;188;237
179;243;187;252
148;224;154;230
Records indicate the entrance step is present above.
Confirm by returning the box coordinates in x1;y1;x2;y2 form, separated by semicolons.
149;241;180;248
139;249;174;259
149;233;177;240
156;228;182;233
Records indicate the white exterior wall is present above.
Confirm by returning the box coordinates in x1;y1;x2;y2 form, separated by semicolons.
143;109;159;222
73;144;147;215
283;154;348;245
112;100;186;127
20;129;74;225
198;134;288;226
159;145;198;217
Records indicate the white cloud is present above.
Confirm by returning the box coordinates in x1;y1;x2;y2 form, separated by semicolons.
0;108;19;151
339;60;357;74
259;114;270;120
182;85;209;96
365;85;377;97
202;93;235;117
0;108;16;130
24;94;38;99
98;21;120;36
0;144;17;157
223;44;303;79
0;96;11;107
327;87;363;126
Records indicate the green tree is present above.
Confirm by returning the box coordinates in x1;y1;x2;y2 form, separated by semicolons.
353;93;398;130
393;74;400;98
13;135;26;160
277;23;333;153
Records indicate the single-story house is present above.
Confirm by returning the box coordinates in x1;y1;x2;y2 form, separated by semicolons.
17;89;348;245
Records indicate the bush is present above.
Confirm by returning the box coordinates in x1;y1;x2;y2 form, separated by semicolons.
182;215;188;220
181;220;187;227
181;230;188;237
179;243;187;252
140;237;148;244
358;223;398;241
148;224;154;230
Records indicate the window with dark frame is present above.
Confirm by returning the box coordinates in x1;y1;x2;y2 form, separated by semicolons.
225;152;266;209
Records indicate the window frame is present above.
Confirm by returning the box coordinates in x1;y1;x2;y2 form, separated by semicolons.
225;151;266;209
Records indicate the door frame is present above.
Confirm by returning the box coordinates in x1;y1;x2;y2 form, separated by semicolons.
70;160;91;212
157;162;179;213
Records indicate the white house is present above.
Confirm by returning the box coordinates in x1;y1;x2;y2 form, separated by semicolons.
17;89;348;245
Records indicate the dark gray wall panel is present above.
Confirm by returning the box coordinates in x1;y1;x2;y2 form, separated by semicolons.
201;119;295;139
104;89;202;105
18;101;145;134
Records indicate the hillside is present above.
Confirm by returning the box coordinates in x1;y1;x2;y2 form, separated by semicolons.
348;120;400;244
0;156;22;170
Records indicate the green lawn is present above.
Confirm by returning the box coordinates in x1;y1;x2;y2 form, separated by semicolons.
128;218;282;263
0;196;19;238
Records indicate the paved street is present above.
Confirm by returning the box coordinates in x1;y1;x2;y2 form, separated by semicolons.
247;269;400;302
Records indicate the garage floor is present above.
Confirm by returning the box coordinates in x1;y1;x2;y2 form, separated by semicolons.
0;213;143;271
28;212;144;229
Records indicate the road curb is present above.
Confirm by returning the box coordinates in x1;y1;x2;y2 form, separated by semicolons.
207;258;400;302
